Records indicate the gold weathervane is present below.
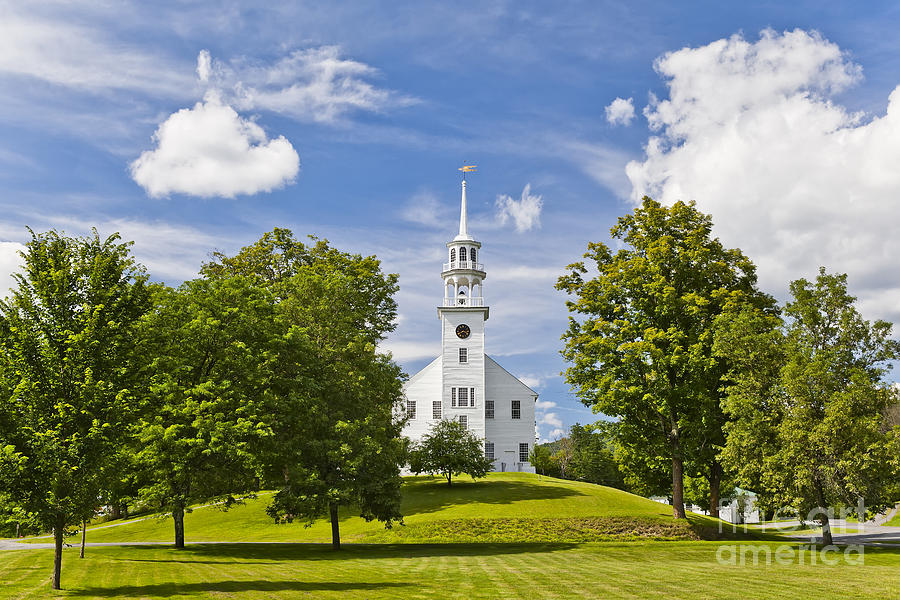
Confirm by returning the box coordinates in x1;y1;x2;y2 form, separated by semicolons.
458;164;477;180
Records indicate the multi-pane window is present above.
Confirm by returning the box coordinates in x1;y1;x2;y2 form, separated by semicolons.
511;400;521;419
459;348;467;363
519;443;529;462
458;387;469;407
406;400;416;420
485;399;494;419
450;248;456;263
459;415;468;430
485;441;495;461
451;387;476;408
470;248;477;263
432;400;442;420
459;247;467;262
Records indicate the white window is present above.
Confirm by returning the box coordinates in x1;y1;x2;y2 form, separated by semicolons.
460;247;467;262
406;400;416;420
470;387;475;407
459;348;467;363
450;248;456;263
470;248;477;263
511;400;521;419
485;400;494;419
458;387;469;408
432;400;442;420
485;441;494;461
519;443;529;462
451;387;457;408
459;415;467;430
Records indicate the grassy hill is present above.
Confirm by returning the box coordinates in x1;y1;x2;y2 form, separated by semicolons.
32;472;724;545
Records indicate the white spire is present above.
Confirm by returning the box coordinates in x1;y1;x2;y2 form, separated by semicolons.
455;178;474;241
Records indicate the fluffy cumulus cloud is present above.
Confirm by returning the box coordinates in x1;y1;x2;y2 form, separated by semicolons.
130;93;299;198
626;29;900;322
496;184;543;232
401;191;443;227
605;96;635;125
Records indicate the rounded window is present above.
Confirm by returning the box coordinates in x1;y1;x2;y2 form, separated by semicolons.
459;247;467;263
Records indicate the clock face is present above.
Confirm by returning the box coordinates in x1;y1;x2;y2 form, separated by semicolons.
456;324;471;339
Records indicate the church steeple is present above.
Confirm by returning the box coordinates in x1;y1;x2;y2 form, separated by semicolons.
440;166;487;318
455;178;473;241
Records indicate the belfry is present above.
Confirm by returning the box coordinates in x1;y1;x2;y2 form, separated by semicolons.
401;168;537;472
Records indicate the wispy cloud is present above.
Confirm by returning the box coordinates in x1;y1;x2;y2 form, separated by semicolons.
208;46;417;124
496;184;543;232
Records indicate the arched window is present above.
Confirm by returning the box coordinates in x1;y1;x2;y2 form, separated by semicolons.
450;248;456;263
459;247;467;263
470;248;477;263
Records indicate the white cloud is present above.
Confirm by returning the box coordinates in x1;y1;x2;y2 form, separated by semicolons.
197;50;212;83
549;428;566;440
130;93;300;198
401;191;443;227
519;376;543;390
539;412;564;429
0;12;192;98
626;28;900;323
496;184;543;233
0;242;25;299
605;97;635;126
535;399;557;410
210;46;416;124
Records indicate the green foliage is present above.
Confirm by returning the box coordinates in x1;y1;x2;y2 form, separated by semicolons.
533;424;626;488
557;198;773;517
715;268;900;541
133;276;295;546
201;229;406;546
0;229;151;586
410;420;494;485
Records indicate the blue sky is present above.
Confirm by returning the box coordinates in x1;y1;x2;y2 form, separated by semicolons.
4;1;900;441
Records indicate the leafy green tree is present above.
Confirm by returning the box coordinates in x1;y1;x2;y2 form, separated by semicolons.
529;444;557;477
568;423;625;488
133;277;292;548
0;230;150;589
715;268;900;544
410;420;494;486
202;229;406;550
557;198;773;518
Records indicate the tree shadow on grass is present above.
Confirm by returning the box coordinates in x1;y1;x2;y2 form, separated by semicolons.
69;580;412;597
103;541;580;563
400;478;587;517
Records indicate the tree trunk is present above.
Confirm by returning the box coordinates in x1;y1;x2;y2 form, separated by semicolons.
708;460;721;519
671;455;687;519
447;471;452;486
173;505;185;549
52;513;65;590
79;520;86;559
329;502;341;550
815;482;833;545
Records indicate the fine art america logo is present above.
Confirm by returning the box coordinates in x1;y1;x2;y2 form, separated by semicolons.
715;504;873;566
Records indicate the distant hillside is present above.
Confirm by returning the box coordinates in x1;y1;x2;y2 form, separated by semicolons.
25;473;727;545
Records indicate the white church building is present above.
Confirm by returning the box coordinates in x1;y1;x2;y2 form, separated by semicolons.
402;175;537;473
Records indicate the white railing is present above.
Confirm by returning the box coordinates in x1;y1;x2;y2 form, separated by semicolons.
442;261;484;272
443;297;485;307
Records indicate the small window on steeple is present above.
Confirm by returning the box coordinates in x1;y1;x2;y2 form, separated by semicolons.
450;248;456;263
460;247;467;262
470;248;477;263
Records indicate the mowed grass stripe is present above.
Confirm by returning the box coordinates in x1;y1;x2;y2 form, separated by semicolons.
3;543;900;599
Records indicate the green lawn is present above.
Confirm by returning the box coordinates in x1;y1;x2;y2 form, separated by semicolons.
26;473;704;545
2;541;899;599
884;510;900;527
7;473;893;598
